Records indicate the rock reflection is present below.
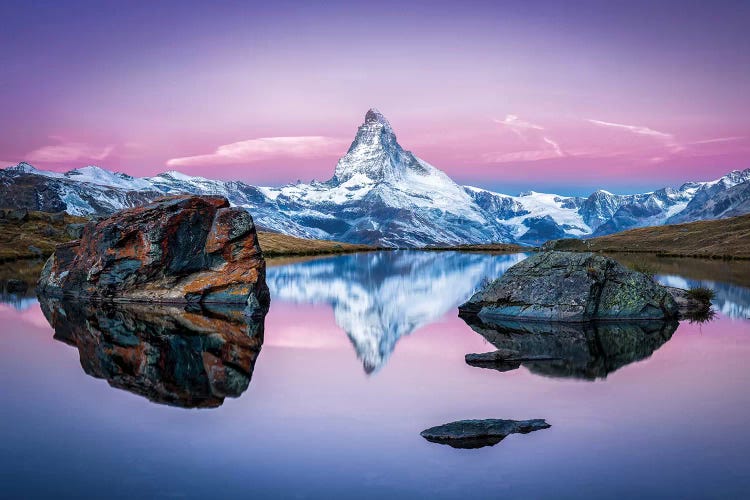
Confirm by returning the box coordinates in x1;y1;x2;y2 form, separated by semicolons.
39;298;265;408
461;316;678;380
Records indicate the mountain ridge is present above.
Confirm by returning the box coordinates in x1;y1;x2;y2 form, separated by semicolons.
1;109;749;246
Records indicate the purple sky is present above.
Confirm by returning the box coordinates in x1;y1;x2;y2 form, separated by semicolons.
1;0;748;194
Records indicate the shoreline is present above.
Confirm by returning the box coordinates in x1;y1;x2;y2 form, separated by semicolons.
2;245;748;264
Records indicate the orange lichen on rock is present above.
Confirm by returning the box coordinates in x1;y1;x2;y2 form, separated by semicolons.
37;195;269;313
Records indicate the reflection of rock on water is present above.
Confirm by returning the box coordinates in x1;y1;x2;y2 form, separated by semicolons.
461;316;678;380
39;298;265;408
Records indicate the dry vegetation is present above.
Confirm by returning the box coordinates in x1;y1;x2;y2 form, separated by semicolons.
424;243;527;254
603;253;750;288
0;209;87;261
546;214;750;259
0;210;379;262
256;231;380;257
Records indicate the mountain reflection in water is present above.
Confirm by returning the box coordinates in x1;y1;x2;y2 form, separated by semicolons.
460;316;679;380
38;298;265;408
266;250;528;373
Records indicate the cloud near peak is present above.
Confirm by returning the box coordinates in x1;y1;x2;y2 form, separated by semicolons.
26;140;114;163
167;136;347;167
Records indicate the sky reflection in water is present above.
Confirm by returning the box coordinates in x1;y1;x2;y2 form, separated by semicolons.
1;251;749;499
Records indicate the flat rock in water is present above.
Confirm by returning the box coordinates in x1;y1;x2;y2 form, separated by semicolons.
459;251;679;322
465;350;558;372
420;419;550;449
37;195;269;313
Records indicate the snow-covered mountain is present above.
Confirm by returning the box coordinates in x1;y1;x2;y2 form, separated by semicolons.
266;251;528;373
1;108;749;246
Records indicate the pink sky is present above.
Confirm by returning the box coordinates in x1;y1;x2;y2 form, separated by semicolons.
1;1;748;194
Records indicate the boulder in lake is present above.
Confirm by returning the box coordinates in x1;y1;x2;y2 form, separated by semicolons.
459;251;678;322
37;195;269;313
420;419;550;449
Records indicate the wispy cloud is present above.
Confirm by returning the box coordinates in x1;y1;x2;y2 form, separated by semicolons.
487;115;565;164
26;139;114;163
586;118;683;159
689;136;745;145
542;136;564;157
586;119;673;139
482;149;564;163
494;114;544;139
167;136;347;167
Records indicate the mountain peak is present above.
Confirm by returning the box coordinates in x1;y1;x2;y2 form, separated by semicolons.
364;108;392;131
7;161;38;173
331;108;425;185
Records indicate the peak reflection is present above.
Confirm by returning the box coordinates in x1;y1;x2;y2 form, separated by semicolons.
267;250;528;373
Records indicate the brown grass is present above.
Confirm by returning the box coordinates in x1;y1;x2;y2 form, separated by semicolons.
602;253;750;288
547;214;750;260
256;231;380;257
423;242;527;254
0;210;86;261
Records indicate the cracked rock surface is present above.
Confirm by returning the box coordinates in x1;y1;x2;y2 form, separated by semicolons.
459;251;679;322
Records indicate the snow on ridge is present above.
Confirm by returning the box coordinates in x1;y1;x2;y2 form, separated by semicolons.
65;165;156;191
3;107;748;248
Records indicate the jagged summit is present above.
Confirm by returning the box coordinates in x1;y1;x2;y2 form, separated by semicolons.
364;108;393;130
332;108;429;185
7;161;39;174
718;168;750;185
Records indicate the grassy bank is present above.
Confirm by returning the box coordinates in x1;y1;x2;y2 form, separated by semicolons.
545;214;750;260
0;209;381;262
0;209;87;261
257;232;381;257
423;243;528;254
603;253;750;289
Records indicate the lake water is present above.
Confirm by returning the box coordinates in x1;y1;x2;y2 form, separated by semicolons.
1;251;749;499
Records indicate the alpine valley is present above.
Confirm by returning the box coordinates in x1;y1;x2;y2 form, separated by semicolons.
2;109;749;247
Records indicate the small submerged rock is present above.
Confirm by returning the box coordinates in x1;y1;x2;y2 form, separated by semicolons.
465;350;557;372
420;419;550;449
459;251;680;322
37;195;269;314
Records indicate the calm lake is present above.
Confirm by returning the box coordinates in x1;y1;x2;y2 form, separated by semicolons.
1;251;749;499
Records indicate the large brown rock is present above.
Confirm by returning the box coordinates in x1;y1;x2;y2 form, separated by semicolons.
37;195;269;313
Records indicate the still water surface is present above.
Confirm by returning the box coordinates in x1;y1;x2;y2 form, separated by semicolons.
1;251;749;499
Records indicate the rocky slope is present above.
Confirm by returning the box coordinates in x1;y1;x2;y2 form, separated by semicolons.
543;213;750;259
2;109;748;247
0;208;86;260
